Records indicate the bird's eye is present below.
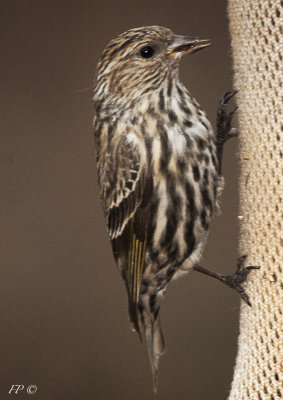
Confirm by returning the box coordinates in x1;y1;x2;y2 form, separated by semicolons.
139;46;155;59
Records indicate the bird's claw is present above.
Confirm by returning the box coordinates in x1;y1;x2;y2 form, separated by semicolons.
221;90;238;104
223;254;260;307
216;91;239;146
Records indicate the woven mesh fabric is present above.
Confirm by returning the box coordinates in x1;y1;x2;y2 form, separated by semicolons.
228;1;282;399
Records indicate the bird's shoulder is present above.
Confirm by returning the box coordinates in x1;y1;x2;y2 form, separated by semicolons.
96;123;150;239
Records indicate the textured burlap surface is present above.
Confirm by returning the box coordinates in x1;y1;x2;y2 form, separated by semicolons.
228;1;282;399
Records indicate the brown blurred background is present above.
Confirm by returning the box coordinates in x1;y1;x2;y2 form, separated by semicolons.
0;1;240;399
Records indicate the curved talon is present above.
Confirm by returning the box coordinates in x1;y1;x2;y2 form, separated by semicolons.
236;254;248;268
236;254;261;271
217;92;238;118
229;105;239;117
246;266;261;271
222;90;239;105
240;290;252;307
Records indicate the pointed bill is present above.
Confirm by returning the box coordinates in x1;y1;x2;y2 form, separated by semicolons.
166;35;211;59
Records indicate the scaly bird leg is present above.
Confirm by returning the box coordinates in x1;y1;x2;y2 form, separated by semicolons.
193;255;260;306
216;91;239;176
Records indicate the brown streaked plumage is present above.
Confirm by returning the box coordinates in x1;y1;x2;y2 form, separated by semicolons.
92;26;257;392
93;25;217;391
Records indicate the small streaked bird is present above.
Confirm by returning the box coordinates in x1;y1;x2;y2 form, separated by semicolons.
93;26;258;392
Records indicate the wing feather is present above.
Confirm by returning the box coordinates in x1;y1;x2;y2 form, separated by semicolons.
99;134;146;239
98;133;152;334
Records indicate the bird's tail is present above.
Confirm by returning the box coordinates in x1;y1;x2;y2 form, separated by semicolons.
141;310;165;393
127;283;166;392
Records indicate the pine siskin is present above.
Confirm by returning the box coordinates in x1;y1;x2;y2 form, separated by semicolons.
92;26;258;392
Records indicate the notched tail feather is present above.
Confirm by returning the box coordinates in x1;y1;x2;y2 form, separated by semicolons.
141;311;166;393
127;294;166;392
128;302;166;392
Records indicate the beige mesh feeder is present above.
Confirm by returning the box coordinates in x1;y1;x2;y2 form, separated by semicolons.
228;0;282;399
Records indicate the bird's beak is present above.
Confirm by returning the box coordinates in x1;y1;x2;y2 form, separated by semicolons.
166;35;211;59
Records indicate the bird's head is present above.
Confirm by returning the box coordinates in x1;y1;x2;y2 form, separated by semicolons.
93;26;210;111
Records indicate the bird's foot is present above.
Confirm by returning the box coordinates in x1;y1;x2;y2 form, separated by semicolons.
193;255;260;306
222;255;260;306
216;91;238;146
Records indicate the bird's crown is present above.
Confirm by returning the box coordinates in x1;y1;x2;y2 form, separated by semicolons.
93;26;210;111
